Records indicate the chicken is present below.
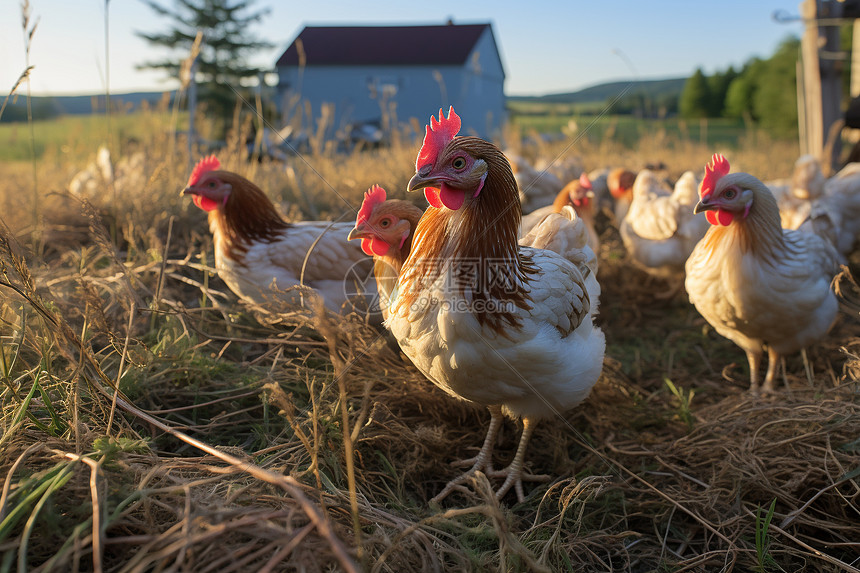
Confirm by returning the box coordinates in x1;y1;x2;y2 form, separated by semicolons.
348;186;598;324
685;154;839;395
519;205;600;319
764;154;827;230
69;145;114;199
388;107;605;502
791;154;827;199
604;167;638;224
798;162;860;259
620;169;709;293
552;173;600;254
507;152;565;214
182;156;376;315
520;172;600;254
534;154;584;188
346;185;424;320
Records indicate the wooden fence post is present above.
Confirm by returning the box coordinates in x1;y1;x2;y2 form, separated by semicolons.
800;0;844;171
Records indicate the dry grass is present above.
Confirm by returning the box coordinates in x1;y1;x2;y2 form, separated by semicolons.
0;108;858;573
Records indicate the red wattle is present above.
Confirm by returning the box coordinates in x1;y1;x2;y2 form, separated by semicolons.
361;237;391;257
425;187;443;208
706;211;718;226
192;194;221;212
705;209;734;226
717;209;734;226
438;183;466;210
360;238;375;256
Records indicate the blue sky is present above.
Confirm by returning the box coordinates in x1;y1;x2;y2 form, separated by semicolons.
1;0;805;97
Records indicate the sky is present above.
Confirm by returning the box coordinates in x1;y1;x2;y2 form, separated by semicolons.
1;0;807;98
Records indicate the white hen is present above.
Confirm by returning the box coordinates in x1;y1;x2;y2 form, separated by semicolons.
685;153;839;394
620;170;709;282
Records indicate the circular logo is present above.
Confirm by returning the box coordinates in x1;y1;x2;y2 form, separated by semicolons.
341;258;395;321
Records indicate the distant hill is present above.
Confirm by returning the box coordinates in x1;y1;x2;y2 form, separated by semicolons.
0;91;175;122
508;77;687;104
1;78;687;122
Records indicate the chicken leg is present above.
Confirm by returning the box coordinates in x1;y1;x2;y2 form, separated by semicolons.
488;416;550;502
762;346;781;394
431;405;504;503
746;349;763;395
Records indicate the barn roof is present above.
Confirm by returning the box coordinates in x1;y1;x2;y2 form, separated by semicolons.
276;23;494;67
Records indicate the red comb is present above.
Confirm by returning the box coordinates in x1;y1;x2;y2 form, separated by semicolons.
579;172;592;189
188;155;221;187
357;184;387;225
416;106;461;169
701;153;730;198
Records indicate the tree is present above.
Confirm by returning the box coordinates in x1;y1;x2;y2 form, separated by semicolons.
724;59;763;121
707;66;738;117
136;0;273;129
752;36;800;137
679;68;710;119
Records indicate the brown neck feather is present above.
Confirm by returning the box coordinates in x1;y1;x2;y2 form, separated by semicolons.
209;171;290;260
701;178;787;262
401;137;535;334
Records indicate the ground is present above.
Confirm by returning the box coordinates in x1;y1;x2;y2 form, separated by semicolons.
0;113;858;572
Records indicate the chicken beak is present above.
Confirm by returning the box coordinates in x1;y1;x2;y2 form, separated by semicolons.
181;186;195;197
693;200;713;214
408;167;434;192
347;225;367;241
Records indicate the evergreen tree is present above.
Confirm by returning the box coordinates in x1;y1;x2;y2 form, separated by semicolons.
679;68;711;119
136;0;273;129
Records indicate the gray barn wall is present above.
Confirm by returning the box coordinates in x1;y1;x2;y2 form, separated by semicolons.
276;29;506;140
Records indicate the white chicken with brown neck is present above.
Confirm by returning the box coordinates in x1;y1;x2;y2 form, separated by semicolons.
182;156;377;317
685;153;840;395
387;107;605;503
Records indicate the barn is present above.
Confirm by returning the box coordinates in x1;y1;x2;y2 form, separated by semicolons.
274;21;507;141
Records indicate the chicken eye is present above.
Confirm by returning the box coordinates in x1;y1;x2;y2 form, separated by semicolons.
207;181;217;188
379;217;391;228
723;188;736;199
452;157;467;170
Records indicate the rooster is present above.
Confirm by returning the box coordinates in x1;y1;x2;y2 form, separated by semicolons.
347;185;424;320
388;107;605;502
182;156;376;315
620;169;708;295
685;154;839;395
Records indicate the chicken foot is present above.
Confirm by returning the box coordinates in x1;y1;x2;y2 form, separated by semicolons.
487;417;550;502
431;405;504;503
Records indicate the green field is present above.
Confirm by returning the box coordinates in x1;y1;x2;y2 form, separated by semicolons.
508;101;750;148
0;109;186;162
1;103;757;164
